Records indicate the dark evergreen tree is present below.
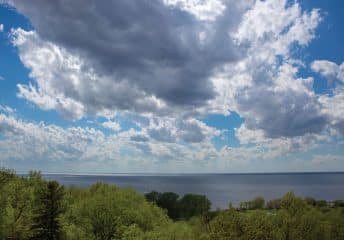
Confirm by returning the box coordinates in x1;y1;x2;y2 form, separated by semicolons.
31;181;65;240
179;194;211;219
145;191;161;203
156;192;180;220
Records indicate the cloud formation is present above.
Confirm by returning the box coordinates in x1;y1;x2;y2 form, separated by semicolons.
1;0;343;172
0;113;336;172
311;60;344;83
102;120;121;132
210;0;326;138
8;0;243;116
163;0;226;21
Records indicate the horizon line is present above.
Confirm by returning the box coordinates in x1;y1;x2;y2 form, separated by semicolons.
14;170;344;176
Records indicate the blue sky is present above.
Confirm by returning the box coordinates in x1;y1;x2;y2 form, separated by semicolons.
0;0;343;173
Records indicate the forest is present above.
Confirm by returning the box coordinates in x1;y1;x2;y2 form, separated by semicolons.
1;169;344;240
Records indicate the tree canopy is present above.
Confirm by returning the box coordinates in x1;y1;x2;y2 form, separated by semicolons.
1;169;343;240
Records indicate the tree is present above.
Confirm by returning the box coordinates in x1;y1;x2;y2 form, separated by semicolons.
266;198;281;209
280;192;307;216
250;197;265;210
31;181;65;240
145;191;161;203
179;194;211;220
0;170;36;239
240;197;265;210
244;210;282;240
333;200;344;207
315;200;327;208
209;209;246;240
70;183;169;240
156;192;180;220
0;168;16;185
304;197;317;206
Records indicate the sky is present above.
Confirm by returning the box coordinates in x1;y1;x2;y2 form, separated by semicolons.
0;0;343;174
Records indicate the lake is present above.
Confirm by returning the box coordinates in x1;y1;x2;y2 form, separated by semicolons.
43;172;344;209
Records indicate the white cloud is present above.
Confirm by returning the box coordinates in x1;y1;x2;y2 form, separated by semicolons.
0;113;223;172
3;0;343;173
233;0;300;44
0;105;16;114
0;23;4;32
235;124;266;145
319;87;344;135
12;29;165;120
311;60;344;83
102;120;121;132
163;0;226;21
8;0;243;116
146;117;220;143
233;0;320;52
9;0;328;140
209;0;324;139
0;112;339;172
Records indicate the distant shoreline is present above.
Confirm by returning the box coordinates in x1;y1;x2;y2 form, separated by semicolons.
18;171;344;176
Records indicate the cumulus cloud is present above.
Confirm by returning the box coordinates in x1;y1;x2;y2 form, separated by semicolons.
208;0;325;138
0;111;339;172
146;117;220;143
163;0;226;21
102;120;121;132
130;135;150;143
0;113;105;164
3;0;343;168
12;29;165;120
0;105;16;114
319;87;344;135
235;123;330;158
310;60;344;135
0;113;235;172
7;0;243;116
311;60;344;83
0;23;3;32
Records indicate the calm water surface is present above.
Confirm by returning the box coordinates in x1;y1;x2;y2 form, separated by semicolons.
43;173;344;209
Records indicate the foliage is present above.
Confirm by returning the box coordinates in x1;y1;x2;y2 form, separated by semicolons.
31;181;65;240
239;196;265;210
1;169;344;240
179;194;211;220
155;192;180;219
145;191;211;220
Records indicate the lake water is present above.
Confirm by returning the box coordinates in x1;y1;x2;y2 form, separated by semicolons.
43;173;344;209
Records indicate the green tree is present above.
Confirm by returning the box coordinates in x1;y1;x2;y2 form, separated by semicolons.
156;192;180;220
325;209;344;240
244;210;282;240
266;198;281;209
290;209;324;240
240;197;265;210
280;192;307;216
209;209;246;240
68;183;168;240
179;194;211;220
31;181;65;240
0;171;35;239
304;197;317;206
250;197;265;210
333;200;344;207
145;191;161;203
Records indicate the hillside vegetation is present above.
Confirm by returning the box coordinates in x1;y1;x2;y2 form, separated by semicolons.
1;169;343;240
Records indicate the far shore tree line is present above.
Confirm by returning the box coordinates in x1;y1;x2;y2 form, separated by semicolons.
1;168;344;240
